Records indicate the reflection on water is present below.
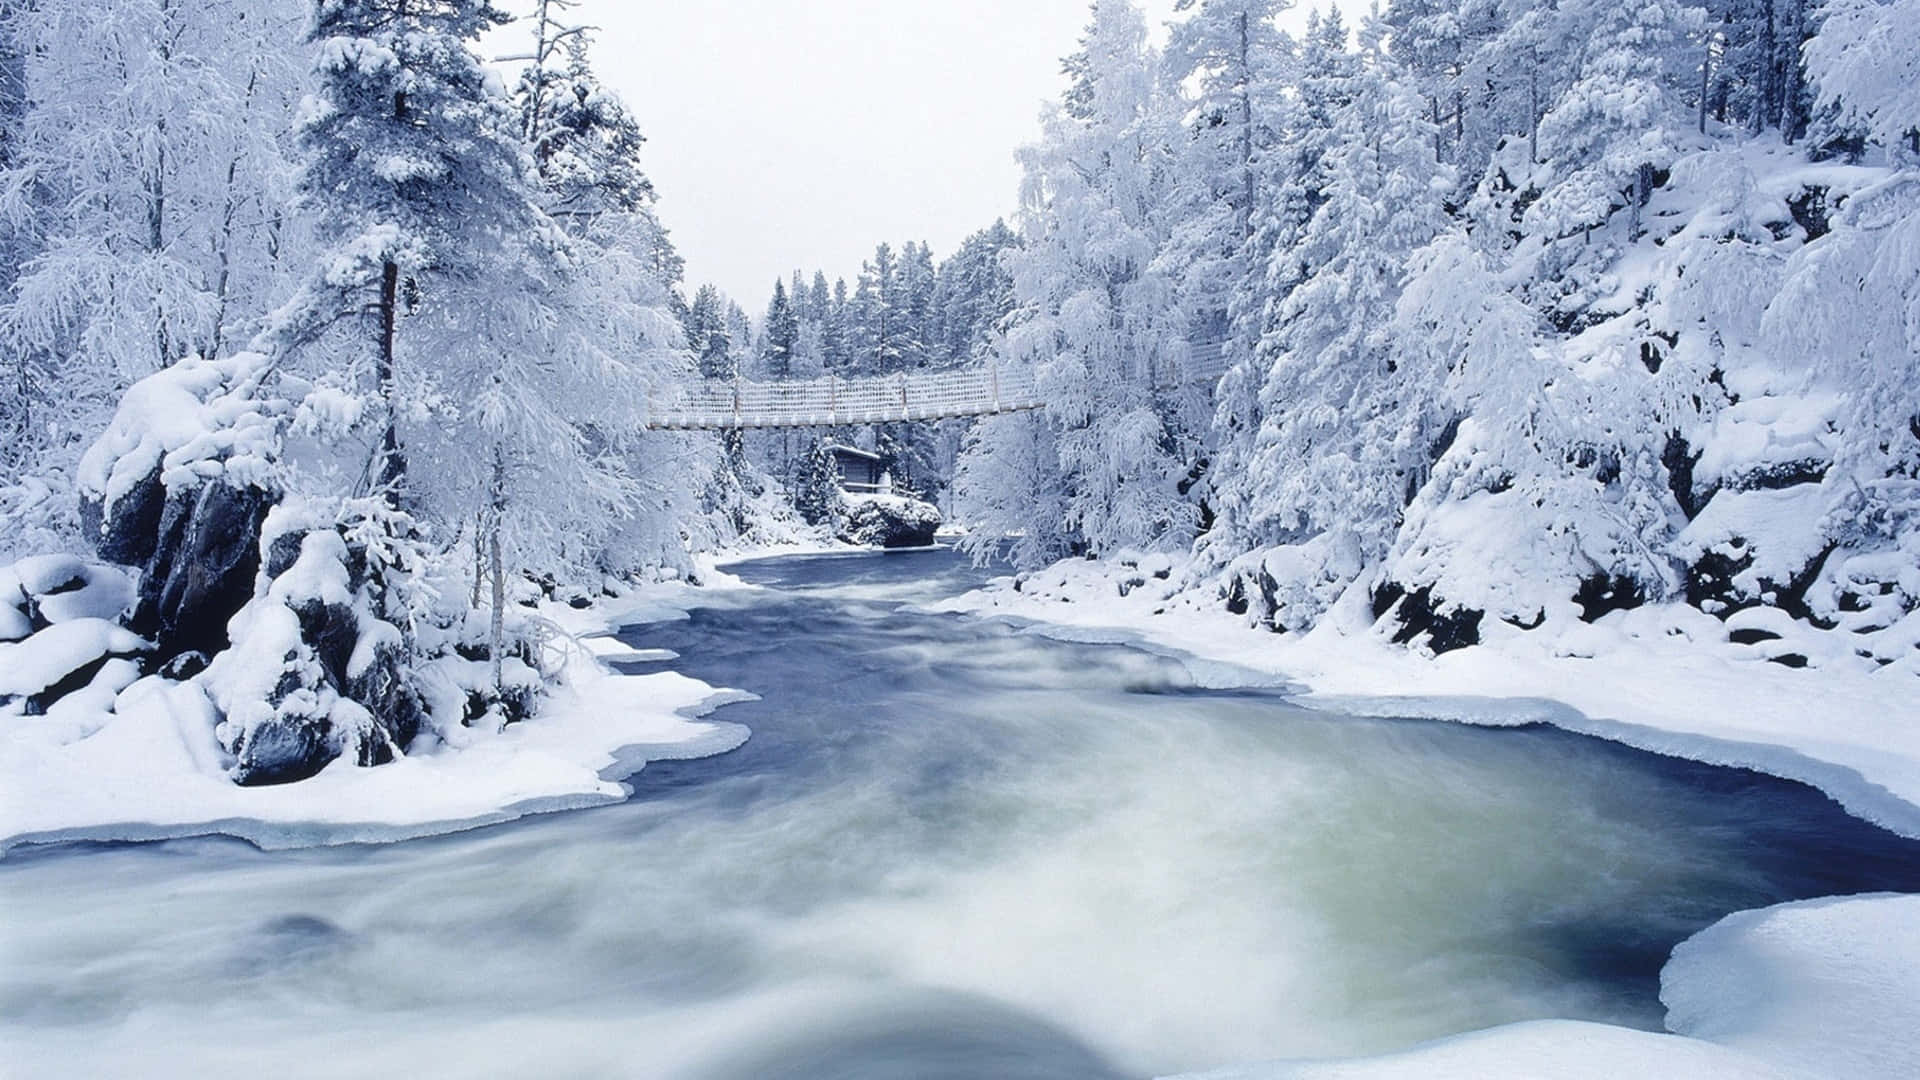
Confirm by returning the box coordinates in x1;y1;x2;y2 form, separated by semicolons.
4;548;1918;1079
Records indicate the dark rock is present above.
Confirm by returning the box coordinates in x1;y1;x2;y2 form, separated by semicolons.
1504;610;1547;631
263;529;307;581
79;462;167;569
158;650;210;681
342;640;425;762
1373;582;1483;655
231;712;335;786
1768;653;1810;669
1688;540;1836;626
24;653;120;715
1663;432;1703;519
1224;576;1248;615
133;480;272;660
1729;627;1782;645
1724;458;1829;493
293;599;359;688
1575;574;1646;623
1787;187;1831;241
231;652;337;787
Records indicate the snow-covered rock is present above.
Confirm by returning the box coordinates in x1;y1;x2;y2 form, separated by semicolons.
203;505;429;786
77;353;283;660
0;558;148;713
839;494;943;549
0;618;150;709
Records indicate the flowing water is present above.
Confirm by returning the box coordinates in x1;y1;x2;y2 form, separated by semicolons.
5;548;1920;1079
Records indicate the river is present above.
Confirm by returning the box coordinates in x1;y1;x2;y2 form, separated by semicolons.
4;548;1919;1078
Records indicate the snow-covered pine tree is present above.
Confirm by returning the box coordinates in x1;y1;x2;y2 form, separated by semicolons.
931;220;1019;362
1159;0;1292;554
684;284;737;379
1220;20;1455;623
762;277;798;379
277;0;523;498
1523;0;1700;251
1204;5;1355;566
792;439;847;527
959;0;1196;563
511;16;694;580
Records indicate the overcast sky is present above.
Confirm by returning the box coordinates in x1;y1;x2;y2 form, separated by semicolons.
492;2;1344;310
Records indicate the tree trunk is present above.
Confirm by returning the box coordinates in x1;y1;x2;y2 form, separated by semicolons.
472;516;486;609
377;259;404;494
1528;52;1540;165
488;446;507;698
1699;40;1711;135
1237;12;1254;244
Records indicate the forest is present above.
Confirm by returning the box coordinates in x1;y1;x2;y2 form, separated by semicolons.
1;0;1916;781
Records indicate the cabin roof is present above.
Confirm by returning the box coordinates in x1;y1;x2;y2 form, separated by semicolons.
824;443;882;462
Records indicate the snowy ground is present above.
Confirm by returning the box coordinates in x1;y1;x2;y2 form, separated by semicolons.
932;553;1920;1080
0;577;749;854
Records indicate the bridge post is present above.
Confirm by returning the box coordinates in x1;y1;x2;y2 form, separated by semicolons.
829;376;838;425
732;374;742;428
899;372;908;418
990;360;1000;412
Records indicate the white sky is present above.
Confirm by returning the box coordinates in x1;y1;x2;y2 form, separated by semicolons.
491;2;1347;310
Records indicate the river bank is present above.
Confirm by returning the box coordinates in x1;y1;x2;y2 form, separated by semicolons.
931;550;1920;1080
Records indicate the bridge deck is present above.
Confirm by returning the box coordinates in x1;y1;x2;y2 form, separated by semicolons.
645;342;1230;431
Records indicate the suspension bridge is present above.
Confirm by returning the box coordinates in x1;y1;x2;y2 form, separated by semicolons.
645;341;1231;431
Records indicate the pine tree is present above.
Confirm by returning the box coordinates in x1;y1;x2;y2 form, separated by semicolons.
684;284;736;379
1233;22;1454;574
276;0;528;498
762;277;798;378
792;439;847;526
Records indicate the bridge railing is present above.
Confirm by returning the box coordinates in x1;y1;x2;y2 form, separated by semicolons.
644;340;1235;431
647;363;1043;430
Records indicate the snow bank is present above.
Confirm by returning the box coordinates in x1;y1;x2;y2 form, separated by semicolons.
1166;893;1920;1080
1165;1021;1794;1080
0;578;747;854
940;557;1920;837
1662;893;1920;1077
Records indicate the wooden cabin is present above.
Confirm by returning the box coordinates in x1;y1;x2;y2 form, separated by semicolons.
826;443;887;493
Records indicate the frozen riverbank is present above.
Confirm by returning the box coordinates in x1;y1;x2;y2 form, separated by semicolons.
933;553;1920;1079
937;553;1920;838
0;576;748;854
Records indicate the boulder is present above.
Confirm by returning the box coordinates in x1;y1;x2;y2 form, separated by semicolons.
135;479;272;658
839;495;942;549
76;353;281;662
205;517;424;785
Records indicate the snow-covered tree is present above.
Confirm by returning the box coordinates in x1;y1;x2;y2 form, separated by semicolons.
1219;26;1455;596
959;0;1198;562
761;277;797;379
1803;0;1920;165
0;0;302;557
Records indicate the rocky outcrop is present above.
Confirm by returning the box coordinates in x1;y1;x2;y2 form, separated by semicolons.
76;353;281;662
207;514;427;786
839;495;942;549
